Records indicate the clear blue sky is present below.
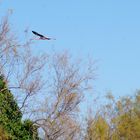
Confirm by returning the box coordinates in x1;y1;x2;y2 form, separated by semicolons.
0;0;140;98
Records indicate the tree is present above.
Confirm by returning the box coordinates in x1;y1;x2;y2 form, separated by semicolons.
32;52;95;140
85;91;140;140
85;116;109;140
0;75;39;139
0;14;47;113
0;14;96;139
111;92;140;140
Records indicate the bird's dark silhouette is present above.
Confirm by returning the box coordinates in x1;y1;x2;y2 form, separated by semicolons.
32;31;53;40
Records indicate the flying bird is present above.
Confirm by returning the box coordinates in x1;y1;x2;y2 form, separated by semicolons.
32;31;55;40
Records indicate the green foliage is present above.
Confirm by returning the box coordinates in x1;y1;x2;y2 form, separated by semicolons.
0;76;39;139
86;91;140;140
112;91;140;140
86;116;109;140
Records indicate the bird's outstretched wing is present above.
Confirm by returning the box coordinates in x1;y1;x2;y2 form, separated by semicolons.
32;31;55;40
32;31;44;38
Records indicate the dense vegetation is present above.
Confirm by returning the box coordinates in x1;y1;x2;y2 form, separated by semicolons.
1;70;140;140
0;75;39;139
85;91;140;140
